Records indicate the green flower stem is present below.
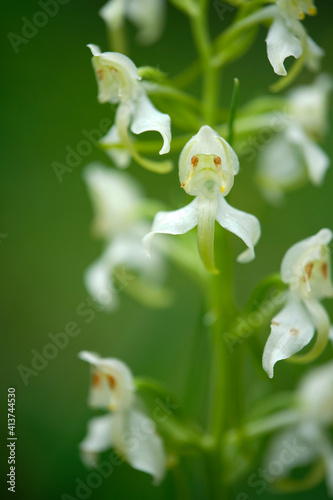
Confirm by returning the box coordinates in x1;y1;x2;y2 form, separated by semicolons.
107;25;127;55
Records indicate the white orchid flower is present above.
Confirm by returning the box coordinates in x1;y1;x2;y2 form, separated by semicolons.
88;44;172;173
264;361;333;495
257;75;332;203
83;164;170;310
143;125;261;273
79;351;166;484
99;0;165;46
263;229;333;378
266;0;323;77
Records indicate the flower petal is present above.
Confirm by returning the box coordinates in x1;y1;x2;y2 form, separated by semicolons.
304;34;324;73
100;126;132;169
84;257;119;311
262;293;315;378
79;351;135;411
216;195;261;263
266;17;303;76
99;0;125;31
80;414;114;467
143;199;198;256
120;409;166;484
127;0;165;45
197;189;219;273
130;93;171;155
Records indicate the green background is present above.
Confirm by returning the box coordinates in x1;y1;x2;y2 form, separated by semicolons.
2;0;333;499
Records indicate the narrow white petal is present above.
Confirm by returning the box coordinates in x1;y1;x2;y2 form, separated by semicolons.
262;293;315;378
84;257;118;311
266;18;303;76
143;199;198;256
298;360;333;425
197;189;219;273
127;0;165;45
100;126;131;169
99;0;125;30
287;125;330;185
216;196;260;263
305;35;324;73
80;414;114;467
121;409;166;484
130;93;171;155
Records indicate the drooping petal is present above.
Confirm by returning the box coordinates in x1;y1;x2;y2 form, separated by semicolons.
99;0;125;31
262;293;315;378
143;199;198;256
216;195;261;263
84;257;119;311
127;0;165;45
79;351;135;411
304;34;324;73
266;17;303;76
100;126;132;169
286;125;330;185
130;92;171;155
196;188;219;273
80;414;114;467
116;409;166;484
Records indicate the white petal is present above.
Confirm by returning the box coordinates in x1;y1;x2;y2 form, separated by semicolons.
262;293;315;378
84;258;119;311
305;35;324;73
120;409;166;484
287;125;330;185
130;93;171;155
100;126;131;169
216;195;261;263
143;199;198;256
127;0;165;45
80;414;114;467
266;17;303;76
297;360;333;425
79;351;135;411
99;0;125;30
83;163;142;237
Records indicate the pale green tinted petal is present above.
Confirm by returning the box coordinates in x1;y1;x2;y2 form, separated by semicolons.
80;414;114;467
281;228;332;285
143;199;198;256
262;293;315;378
127;0;165;45
100;125;131;169
305;35;324;72
123;409;166;484
266;18;303;76
84;257;119;311
130;93;171;154
197;189;219;273
297;360;333;425
287;126;330;185
79;351;135;411
216;196;261;263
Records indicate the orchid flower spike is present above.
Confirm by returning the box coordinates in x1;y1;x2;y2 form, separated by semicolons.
143;126;261;273
78;351;166;484
266;0;323;78
99;0;165;46
263;229;333;378
88;44;172;173
257;74;332;203
83;164;170;311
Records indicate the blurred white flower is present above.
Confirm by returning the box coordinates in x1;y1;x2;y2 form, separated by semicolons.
83;163;170;310
264;361;333;495
99;0;165;45
263;229;333;378
79;351;166;484
257;75;332;203
143;125;261;273
266;0;323;76
88;45;171;172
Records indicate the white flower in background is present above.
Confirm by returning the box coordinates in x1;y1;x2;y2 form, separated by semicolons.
264;361;333;495
143;125;261;273
88;45;171;172
263;229;333;378
83;163;170;310
266;0;323;76
79;351;166;484
99;0;165;45
257;74;332;203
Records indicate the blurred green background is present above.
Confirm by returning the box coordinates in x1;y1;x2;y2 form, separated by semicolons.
2;0;333;499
